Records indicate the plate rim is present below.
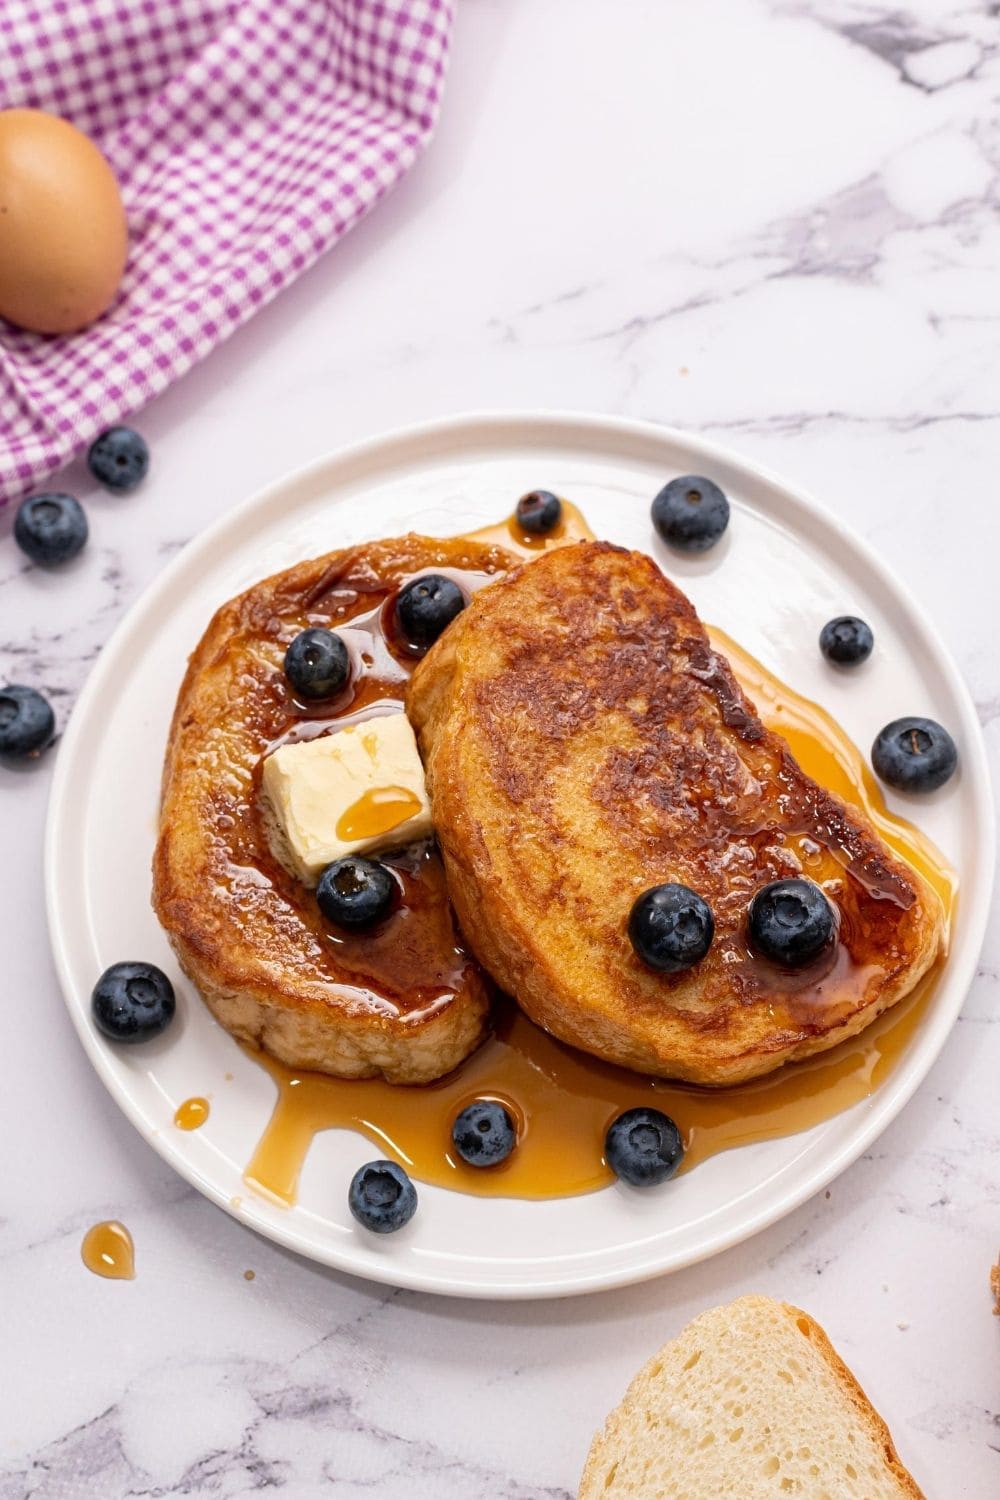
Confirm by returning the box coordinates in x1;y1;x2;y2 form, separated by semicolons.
44;408;995;1299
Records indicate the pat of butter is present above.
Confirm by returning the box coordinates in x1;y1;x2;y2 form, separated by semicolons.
261;714;432;885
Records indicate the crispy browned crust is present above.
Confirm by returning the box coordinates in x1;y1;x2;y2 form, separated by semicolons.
153;533;514;1085
408;542;943;1086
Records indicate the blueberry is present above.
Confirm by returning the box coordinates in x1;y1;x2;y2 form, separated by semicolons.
87;426;149;492
748;879;835;967
515;490;562;535
872;717;957;794
348;1159;417;1234
605;1107;684;1187
452;1099;517;1167
284;627;350;700
395;574;466;647
14;493;88;566
820;616;874;667
0;684;55;757
652;475;730;553
317;856;396;930
628;883;714;973
91;961;176;1043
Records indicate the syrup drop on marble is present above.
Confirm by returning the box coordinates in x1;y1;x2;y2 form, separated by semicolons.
81;1220;135;1280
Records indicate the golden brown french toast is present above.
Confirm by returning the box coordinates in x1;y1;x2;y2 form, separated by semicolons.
407;542;944;1086
153;534;514;1085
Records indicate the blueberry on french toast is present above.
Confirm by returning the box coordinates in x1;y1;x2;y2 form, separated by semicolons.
748;879;835;967
284;626;351;701
395;572;466;648
628;883;715;973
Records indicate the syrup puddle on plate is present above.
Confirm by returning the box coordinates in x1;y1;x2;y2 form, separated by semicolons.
239;512;956;1206
81;1220;135;1280
464;497;593;556
174;1096;210;1131
245;964;946;1204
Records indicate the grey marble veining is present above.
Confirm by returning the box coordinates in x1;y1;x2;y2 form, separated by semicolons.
2;1;999;1496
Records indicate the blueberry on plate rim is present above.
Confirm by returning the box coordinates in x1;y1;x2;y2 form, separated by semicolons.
651;475;730;553
87;426;150;492
348;1159;418;1233
748;878;835;967
317;855;397;930
394;573;466;647
872;716;957;794
284;627;350;700
0;684;55;757
452;1099;517;1167
628;883;714;973
605;1107;684;1187
819;615;874;667
92;961;176;1043
14;492;88;566
515;490;562;535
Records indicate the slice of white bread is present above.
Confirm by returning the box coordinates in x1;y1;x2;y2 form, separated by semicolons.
579;1296;923;1500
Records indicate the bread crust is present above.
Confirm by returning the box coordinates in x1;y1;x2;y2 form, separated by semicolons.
782;1304;925;1499
153;534;514;1084
408;542;943;1086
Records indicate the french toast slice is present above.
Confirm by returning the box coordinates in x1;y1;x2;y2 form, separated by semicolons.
153;534;514;1085
407;542;944;1086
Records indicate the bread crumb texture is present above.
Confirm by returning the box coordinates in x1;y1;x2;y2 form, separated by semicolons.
579;1296;923;1499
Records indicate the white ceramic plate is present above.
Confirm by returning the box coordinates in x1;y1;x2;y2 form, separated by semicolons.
46;412;992;1299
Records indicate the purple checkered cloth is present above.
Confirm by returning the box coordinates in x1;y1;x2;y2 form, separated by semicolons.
0;0;453;505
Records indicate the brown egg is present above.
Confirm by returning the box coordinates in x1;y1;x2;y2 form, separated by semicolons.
0;109;128;335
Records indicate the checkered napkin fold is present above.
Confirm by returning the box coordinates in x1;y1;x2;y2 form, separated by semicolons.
0;0;453;505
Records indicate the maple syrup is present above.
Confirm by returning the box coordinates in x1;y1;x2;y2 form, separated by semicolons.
246;962;943;1203
335;785;422;842
465;497;593;556
174;1096;210;1130
81;1220;135;1279
240;506;956;1206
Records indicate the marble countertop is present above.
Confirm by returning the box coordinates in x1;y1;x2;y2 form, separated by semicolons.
3;1;999;1495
